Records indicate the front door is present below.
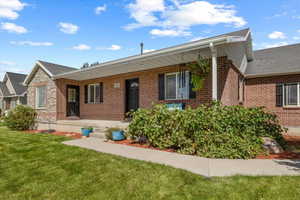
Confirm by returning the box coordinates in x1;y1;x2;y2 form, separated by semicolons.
66;85;80;117
125;78;139;114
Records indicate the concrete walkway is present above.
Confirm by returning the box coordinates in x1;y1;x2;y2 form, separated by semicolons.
63;138;300;177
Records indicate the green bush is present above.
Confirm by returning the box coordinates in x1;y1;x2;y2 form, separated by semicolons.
128;102;286;159
4;105;37;131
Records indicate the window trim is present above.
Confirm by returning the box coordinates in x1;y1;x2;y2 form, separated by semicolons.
164;71;189;100
283;82;300;107
87;83;101;104
35;85;47;109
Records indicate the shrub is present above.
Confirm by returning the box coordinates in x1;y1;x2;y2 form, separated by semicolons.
105;127;124;140
128;102;286;159
4;105;37;131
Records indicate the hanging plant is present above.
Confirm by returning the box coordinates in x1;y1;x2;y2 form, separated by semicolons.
188;55;210;91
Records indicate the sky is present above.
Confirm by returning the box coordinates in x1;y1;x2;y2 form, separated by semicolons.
0;0;299;79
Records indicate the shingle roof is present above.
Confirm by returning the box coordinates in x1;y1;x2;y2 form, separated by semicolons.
38;60;77;76
6;72;27;95
245;43;300;77
0;81;11;96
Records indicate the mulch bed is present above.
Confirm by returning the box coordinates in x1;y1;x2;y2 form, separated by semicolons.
111;136;300;160
110;139;175;153
25;130;82;139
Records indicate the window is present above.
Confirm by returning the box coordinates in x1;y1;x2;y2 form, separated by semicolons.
284;83;299;106
165;71;189;100
68;88;76;103
36;86;46;108
11;100;16;109
88;83;102;104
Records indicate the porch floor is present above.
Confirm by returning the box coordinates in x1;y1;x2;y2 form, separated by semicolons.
37;119;129;135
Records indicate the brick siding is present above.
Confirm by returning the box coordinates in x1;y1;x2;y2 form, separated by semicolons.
55;56;240;121
245;74;300;126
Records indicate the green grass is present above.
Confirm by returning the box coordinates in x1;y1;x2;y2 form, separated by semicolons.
0;127;300;200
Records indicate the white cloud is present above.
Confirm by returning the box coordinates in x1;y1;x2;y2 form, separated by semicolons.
190;36;204;41
95;5;106;15
143;49;155;53
268;31;286;39
125;0;246;33
0;22;27;34
59;22;79;34
10;41;53;46
264;42;289;49
97;45;122;51
150;28;190;37
125;0;165;30
72;44;91;51
0;61;16;66
0;0;26;20
107;45;121;50
293;36;300;40
298;29;300;33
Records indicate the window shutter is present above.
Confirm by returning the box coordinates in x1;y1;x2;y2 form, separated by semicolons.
84;85;88;104
100;82;103;103
276;84;283;107
189;72;196;99
158;74;165;100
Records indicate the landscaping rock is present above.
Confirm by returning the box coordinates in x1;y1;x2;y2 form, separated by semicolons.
262;137;284;154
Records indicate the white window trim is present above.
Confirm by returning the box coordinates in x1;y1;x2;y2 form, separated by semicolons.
88;83;100;104
282;83;300;107
35;86;46;109
165;71;189;100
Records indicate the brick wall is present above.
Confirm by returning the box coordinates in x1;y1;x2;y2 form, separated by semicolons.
27;68;57;122
245;74;300;126
56;56;240;121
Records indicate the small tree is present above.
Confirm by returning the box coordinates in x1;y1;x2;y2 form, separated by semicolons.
4;105;37;131
188;55;210;91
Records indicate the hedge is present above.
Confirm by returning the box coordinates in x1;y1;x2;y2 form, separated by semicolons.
128;102;286;159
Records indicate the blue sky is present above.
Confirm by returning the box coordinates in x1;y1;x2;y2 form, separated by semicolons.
0;0;299;79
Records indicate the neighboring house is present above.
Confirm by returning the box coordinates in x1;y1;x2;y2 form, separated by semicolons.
23;28;300;128
0;72;27;113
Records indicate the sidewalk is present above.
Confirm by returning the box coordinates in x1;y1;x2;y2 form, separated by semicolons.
63;138;300;177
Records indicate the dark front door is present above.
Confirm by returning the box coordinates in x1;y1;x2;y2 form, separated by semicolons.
125;78;139;114
66;85;80;117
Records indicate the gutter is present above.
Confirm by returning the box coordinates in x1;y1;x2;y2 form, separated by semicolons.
53;36;246;80
245;71;300;79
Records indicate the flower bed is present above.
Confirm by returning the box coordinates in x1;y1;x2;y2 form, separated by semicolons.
25;130;82;139
111;138;300;160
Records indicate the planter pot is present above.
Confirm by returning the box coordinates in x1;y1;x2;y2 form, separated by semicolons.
81;128;92;137
112;130;125;141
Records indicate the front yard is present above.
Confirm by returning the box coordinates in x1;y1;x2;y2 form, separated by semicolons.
0;127;300;199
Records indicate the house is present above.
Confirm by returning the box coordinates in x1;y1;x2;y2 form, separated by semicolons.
0;72;27;113
23;28;300;131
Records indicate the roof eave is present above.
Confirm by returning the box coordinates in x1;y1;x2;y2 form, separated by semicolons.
23;61;54;86
245;71;300;79
54;36;247;80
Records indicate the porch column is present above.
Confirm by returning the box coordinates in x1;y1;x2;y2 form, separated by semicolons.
210;43;218;101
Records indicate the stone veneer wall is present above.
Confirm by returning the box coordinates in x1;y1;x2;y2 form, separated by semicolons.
27;68;57;122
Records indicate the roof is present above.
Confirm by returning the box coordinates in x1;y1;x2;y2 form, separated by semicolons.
54;28;251;81
245;43;300;77
0;81;11;96
23;60;77;85
0;72;27;97
37;60;77;76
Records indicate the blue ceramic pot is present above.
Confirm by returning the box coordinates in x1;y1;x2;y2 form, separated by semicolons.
112;130;125;141
81;128;91;137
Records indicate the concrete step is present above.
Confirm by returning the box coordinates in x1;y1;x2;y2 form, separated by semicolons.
90;132;106;139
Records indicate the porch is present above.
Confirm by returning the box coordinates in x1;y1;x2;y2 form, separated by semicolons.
37;119;129;138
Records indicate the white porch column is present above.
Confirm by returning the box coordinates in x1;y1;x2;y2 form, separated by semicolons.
210;43;218;101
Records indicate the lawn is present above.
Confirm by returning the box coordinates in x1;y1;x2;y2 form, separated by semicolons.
0;127;300;200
